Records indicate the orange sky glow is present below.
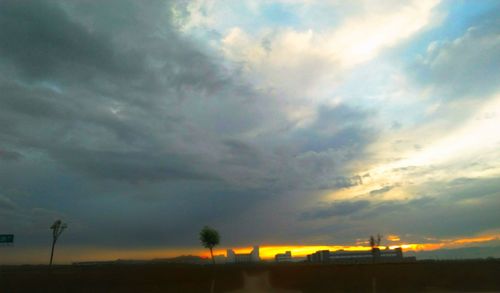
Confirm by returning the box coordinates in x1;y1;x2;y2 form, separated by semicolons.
1;233;498;265
204;233;500;259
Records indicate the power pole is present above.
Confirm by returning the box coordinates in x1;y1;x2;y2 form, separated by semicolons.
49;220;67;266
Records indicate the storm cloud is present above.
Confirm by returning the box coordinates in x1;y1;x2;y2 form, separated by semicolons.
1;0;499;262
0;0;376;252
300;200;371;220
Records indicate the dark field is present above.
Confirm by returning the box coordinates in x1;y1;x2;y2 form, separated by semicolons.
1;260;499;292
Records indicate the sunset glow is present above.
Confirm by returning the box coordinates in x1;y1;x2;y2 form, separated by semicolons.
206;232;500;259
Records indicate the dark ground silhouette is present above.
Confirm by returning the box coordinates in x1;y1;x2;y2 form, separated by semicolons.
0;260;499;292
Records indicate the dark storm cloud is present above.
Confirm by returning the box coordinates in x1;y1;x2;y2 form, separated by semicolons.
0;84;67;119
0;0;122;80
295;175;500;244
294;104;375;153
364;197;436;217
300;197;435;220
0;149;22;161
355;177;500;238
0;195;17;210
379;195;499;238
300;200;371;221
51;148;216;182
0;0;243;183
276;104;375;191
72;188;273;247
221;139;262;168
0;0;379;251
436;176;500;201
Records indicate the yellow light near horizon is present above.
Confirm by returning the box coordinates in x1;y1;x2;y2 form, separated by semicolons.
207;232;500;259
8;232;499;264
17;232;496;265
208;245;372;259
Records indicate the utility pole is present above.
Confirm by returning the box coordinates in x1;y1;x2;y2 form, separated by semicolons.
49;220;67;266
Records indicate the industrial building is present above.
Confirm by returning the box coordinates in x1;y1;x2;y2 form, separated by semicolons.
307;247;415;263
213;254;228;264
275;251;292;262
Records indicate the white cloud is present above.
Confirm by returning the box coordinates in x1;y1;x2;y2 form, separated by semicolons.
218;0;441;104
172;0;442;127
416;25;500;98
171;0;217;31
221;0;440;66
326;90;500;206
176;0;442;91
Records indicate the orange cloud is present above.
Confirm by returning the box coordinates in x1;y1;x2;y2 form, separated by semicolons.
387;234;401;241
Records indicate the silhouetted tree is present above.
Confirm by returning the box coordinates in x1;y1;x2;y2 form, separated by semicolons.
49;219;67;266
369;233;383;293
369;235;376;249
199;226;220;265
369;233;383;249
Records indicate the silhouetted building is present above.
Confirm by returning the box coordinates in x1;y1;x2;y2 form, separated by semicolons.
307;250;331;263
307;247;412;264
275;251;292;262
226;246;260;263
214;254;228;264
227;249;235;263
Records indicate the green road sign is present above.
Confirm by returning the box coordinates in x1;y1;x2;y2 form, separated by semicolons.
0;234;14;243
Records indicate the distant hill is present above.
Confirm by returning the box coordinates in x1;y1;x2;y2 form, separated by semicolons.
407;246;500;260
152;255;209;264
73;255;210;266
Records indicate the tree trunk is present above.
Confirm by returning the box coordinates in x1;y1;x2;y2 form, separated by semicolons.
209;247;216;293
49;238;56;266
210;247;215;265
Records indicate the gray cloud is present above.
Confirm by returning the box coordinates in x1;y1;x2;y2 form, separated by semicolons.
296;175;500;244
411;10;500;99
353;177;500;238
293;104;375;153
0;0;378;253
0;149;22;161
0;195;17;210
51;148;216;183
369;186;394;196
0;0;124;80
300;200;371;221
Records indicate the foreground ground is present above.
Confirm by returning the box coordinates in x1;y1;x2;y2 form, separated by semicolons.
0;260;499;292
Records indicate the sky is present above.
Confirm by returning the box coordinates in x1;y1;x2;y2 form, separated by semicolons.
0;0;500;264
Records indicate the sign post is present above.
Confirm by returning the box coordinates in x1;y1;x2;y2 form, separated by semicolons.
0;234;14;245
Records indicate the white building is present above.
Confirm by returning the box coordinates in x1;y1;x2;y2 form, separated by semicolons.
307;247;412;263
251;245;260;262
225;245;260;263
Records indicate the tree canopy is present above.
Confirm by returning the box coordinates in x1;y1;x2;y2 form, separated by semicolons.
200;226;220;249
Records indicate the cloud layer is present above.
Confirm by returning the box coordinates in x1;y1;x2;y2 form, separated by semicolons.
1;0;499;262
